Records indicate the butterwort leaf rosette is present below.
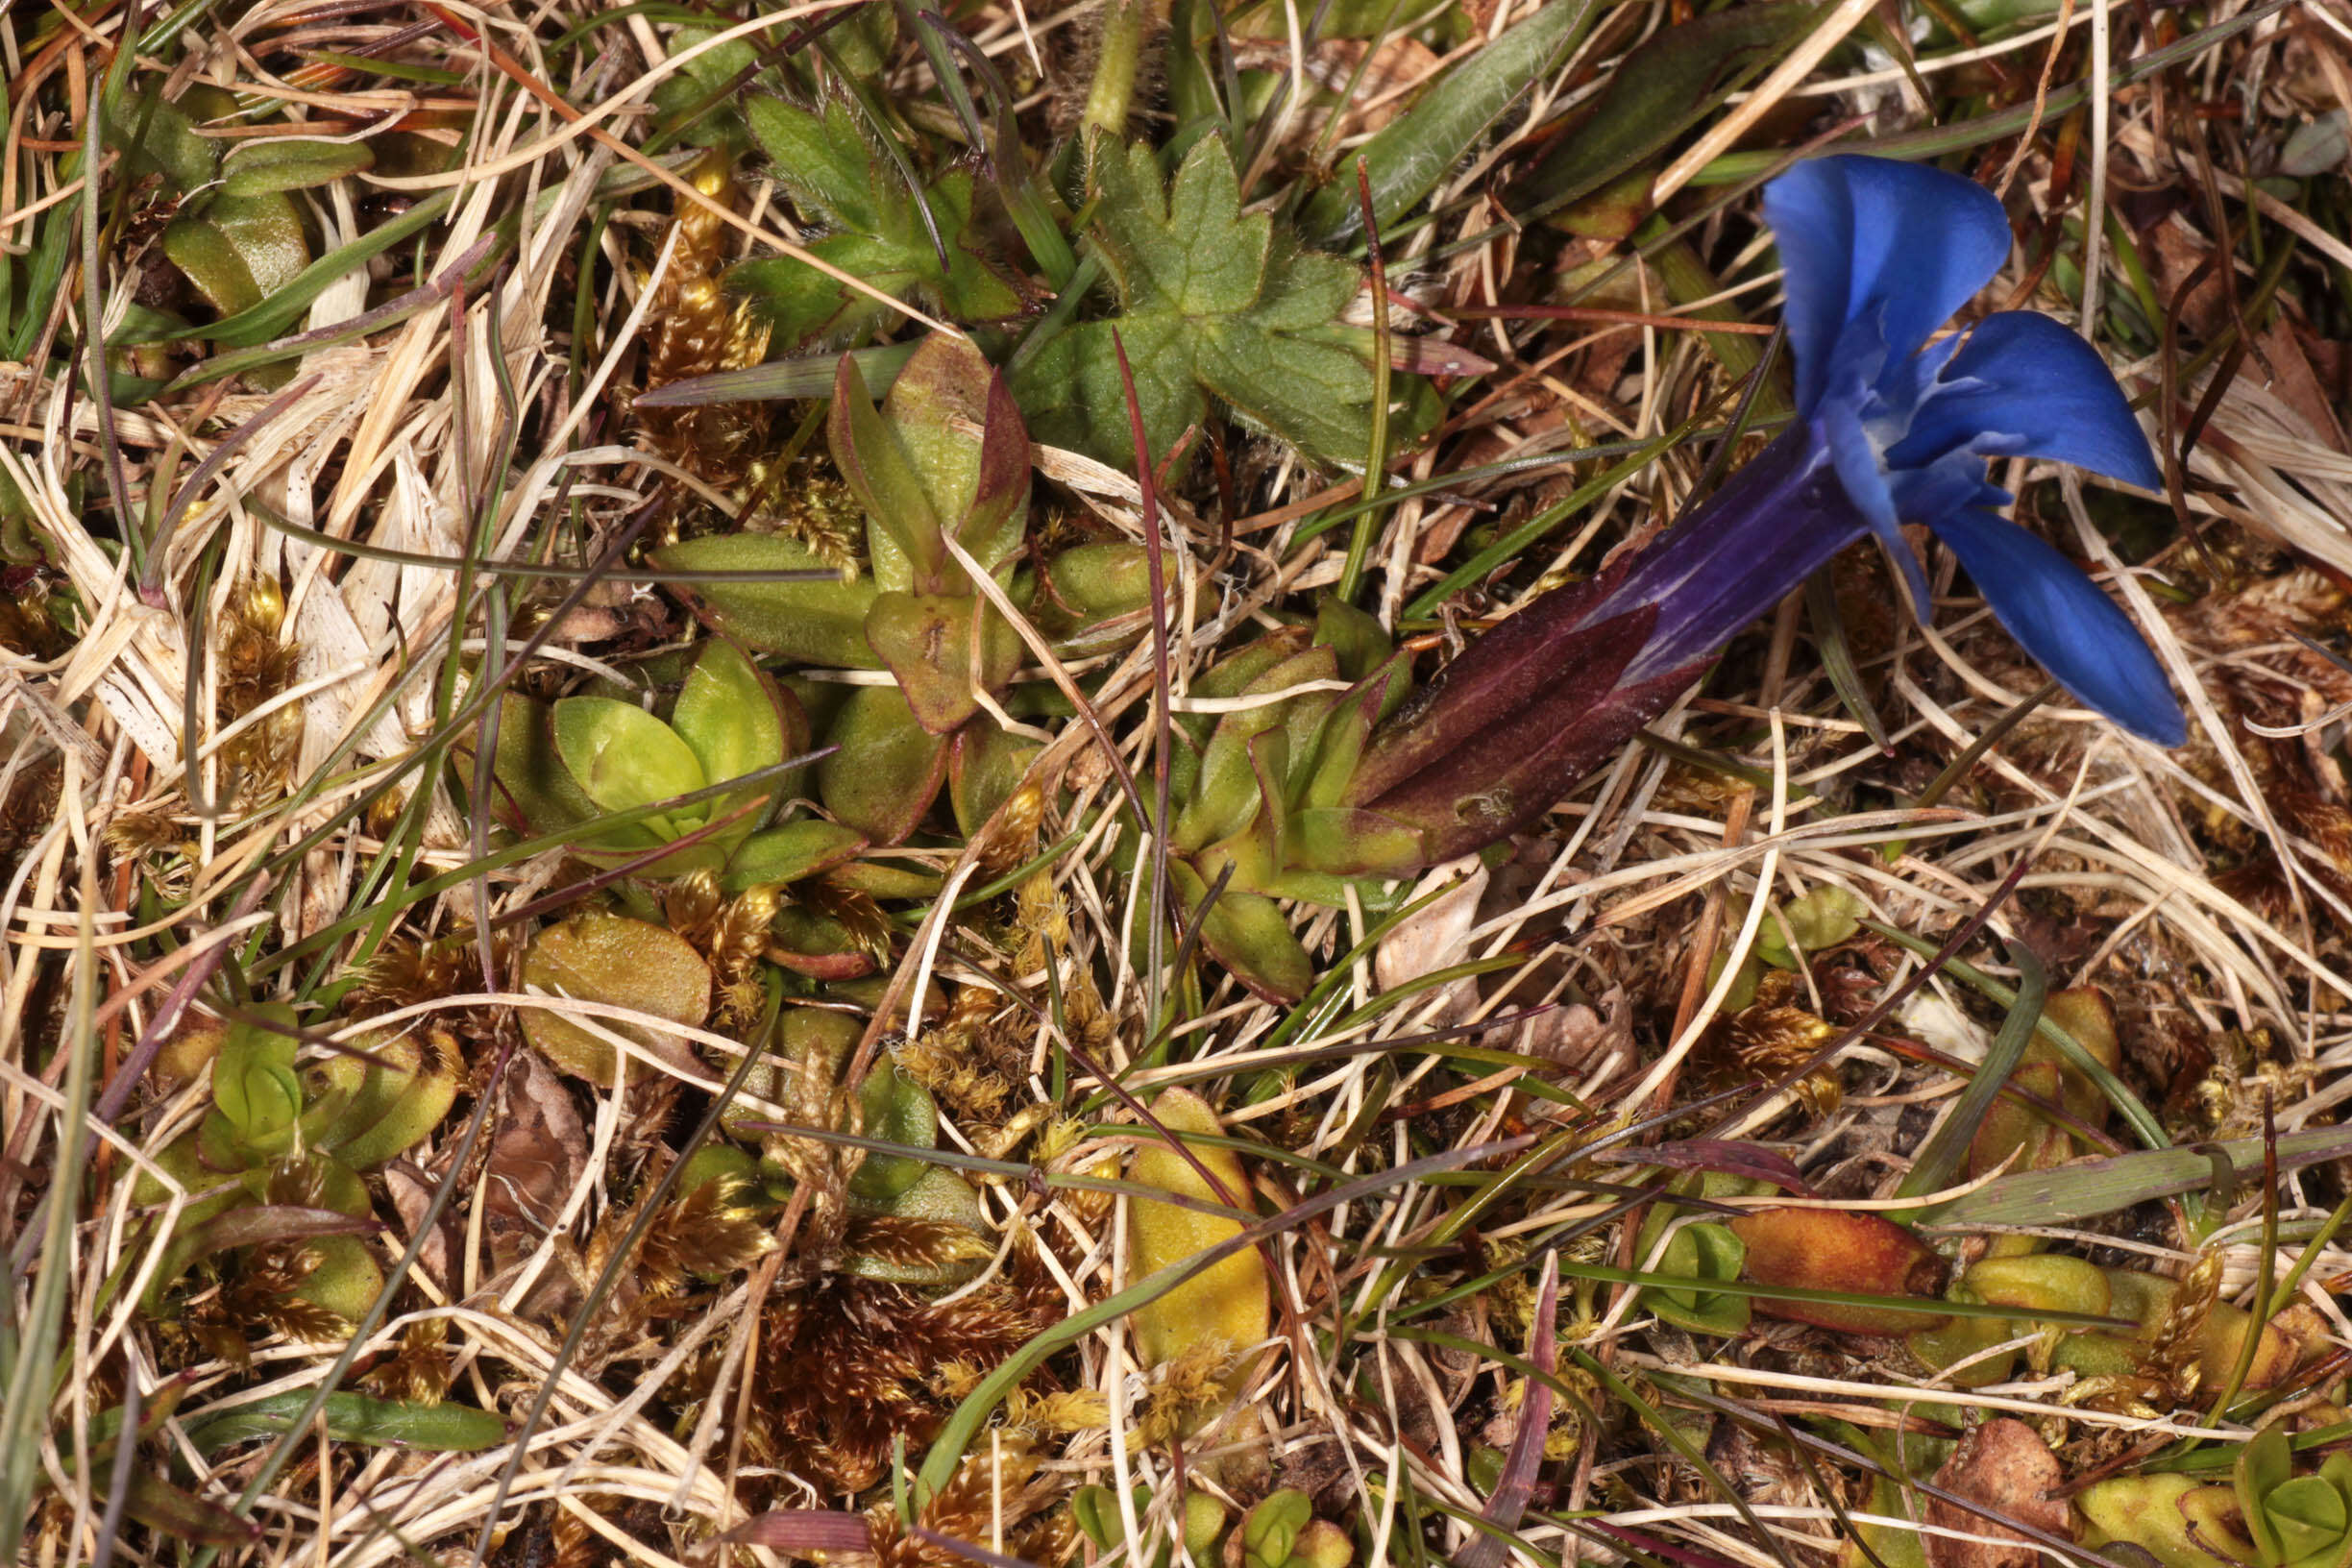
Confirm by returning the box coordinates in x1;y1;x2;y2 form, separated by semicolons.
1337;154;2184;865
2078;1426;2352;1568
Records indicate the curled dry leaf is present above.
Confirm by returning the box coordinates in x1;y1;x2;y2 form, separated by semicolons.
482;1053;589;1267
1374;859;1489;1017
1924;1418;2072;1568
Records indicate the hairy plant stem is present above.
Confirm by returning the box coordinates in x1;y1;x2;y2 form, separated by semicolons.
1081;0;1159;141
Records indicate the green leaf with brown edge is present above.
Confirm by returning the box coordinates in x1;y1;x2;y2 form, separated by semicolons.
2080;1269;2316;1391
816;684;952;845
829;350;947;590
221;137;375;195
864;590;1022;734
651;533;881;667
164;191;309;319
1285;807;1423;880
881;334;1033;576
1727;1207;1949;1335
520;911;712;1084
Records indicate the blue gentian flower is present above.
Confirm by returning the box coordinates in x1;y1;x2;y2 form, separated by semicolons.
1344;155;2185;867
1611;154;2187;746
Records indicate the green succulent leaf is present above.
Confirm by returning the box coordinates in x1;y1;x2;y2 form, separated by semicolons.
2265;1477;2346;1562
1645;1220;1751;1335
1012;137;1381;469
2080;1474;2253;1568
950;723;1041;840
105;89;221;193
1754;883;1866;968
551;697;707;827
520;911;713;1084
1243;1490;1312;1568
301;1031;458;1170
164;191;310;320
1169;860;1314;1003
847;1058;940;1201
289;1232;383;1320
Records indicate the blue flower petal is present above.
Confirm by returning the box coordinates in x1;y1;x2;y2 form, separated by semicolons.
1886;451;2011;533
1885;311;2163;490
1819;400;1935;616
1763;156;2013;417
1928;507;2186;746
